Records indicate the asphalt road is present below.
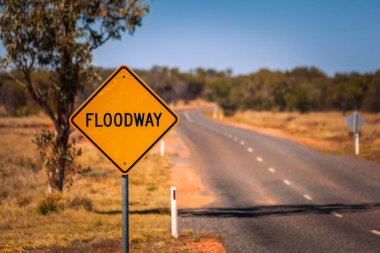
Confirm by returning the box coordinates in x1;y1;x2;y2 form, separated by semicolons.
177;109;380;253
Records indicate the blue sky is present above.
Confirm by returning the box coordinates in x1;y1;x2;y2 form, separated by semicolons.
4;0;380;75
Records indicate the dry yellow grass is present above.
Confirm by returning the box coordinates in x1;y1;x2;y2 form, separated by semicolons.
0;115;223;253
222;111;380;163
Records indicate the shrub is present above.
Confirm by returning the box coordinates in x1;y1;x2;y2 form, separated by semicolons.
193;233;201;242
69;196;93;211
147;184;158;192
37;193;64;215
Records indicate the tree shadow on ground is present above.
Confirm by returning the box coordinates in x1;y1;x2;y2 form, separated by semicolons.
94;207;170;215
179;203;380;218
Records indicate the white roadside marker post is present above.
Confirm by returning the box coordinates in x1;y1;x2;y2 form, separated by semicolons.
347;110;365;156
160;140;165;157
353;111;359;156
171;187;178;238
355;132;360;155
217;108;223;120
213;106;217;119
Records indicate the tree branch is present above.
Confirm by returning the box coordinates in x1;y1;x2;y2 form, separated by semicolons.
6;70;59;131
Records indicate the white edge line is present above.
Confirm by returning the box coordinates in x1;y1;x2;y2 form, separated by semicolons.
268;167;275;173
283;179;291;186
247;147;253;152
256;157;263;162
371;230;380;236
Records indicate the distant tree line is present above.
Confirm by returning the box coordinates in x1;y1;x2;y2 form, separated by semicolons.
0;66;379;116
206;67;380;115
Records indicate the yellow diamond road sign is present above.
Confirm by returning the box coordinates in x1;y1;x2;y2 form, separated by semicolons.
70;65;179;174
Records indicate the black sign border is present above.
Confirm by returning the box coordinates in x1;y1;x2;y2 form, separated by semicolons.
70;66;179;174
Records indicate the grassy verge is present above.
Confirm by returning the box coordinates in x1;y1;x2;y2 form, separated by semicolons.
0;116;224;252
215;110;380;163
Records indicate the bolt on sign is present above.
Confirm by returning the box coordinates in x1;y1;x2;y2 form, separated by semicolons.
70;65;180;174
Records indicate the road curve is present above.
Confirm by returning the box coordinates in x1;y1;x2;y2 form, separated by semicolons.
177;109;380;253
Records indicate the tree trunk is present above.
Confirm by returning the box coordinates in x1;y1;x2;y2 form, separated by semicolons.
56;141;66;192
45;117;71;192
55;118;71;192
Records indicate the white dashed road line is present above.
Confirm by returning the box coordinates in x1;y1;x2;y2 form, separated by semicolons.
331;212;343;218
198;125;380;241
303;194;313;200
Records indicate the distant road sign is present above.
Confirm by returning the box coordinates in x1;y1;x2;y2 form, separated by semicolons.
70;65;179;174
346;111;365;133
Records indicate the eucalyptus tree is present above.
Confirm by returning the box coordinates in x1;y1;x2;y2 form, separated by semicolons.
0;0;149;192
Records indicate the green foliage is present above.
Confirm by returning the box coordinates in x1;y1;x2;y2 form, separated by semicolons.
362;70;380;112
206;77;239;115
136;66;228;104
1;66;379;117
32;129;86;191
286;83;321;113
0;72;27;115
205;67;379;114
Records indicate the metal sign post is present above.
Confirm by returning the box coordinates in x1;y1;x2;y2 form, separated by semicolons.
353;111;359;133
122;175;129;253
69;65;180;252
